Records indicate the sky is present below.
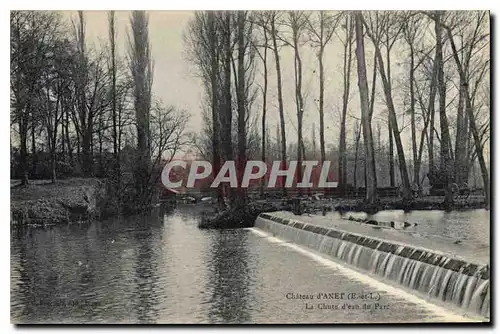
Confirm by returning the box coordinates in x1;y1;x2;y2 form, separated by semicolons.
63;10;369;149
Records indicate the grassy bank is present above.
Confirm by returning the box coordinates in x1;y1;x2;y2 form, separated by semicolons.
11;178;106;227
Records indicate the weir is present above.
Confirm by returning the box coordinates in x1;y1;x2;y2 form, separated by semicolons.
255;212;490;319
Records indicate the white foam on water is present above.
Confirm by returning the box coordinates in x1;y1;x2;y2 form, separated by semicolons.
249;227;480;323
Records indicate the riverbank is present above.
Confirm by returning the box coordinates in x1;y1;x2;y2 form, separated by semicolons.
11;178;107;227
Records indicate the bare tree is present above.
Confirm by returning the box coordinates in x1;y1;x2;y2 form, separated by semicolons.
433;12;454;205
269;11;288;196
441;11;490;206
307;11;340;163
11;11;62;184
403;13;421;189
362;12;412;200
108;11;120;181
235;11;255;205
185;11;225;204
40;39;72;183
252;12;271;197
219;11;234;202
337;14;354;194
128;10;154;208
354;13;377;204
280;11;309;190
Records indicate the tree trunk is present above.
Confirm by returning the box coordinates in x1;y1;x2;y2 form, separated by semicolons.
428;84;436;176
221;12;234;203
31;113;36;176
353;122;362;190
260;27;268;198
236;11;247;205
81;129;92;176
368;51;378;190
208;12;222;204
292;23;304;194
435;13;454;205
109;11;120;186
318;46;326;163
409;45;418;188
130;11;153;209
19;119;29;185
388;114;394;187
454;84;467;184
65;107;72;163
271;15;287;197
338;15;352;195
354;13;377;204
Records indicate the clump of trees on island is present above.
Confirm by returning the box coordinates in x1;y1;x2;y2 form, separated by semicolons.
185;10;490;209
11;10;490;217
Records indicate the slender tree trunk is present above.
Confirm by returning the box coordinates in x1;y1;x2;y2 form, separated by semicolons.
435;13;454;205
221;12;234;203
354;13;377;204
19;118;29;185
409;45;418;189
353;122;362;190
270;15;287;197
31;113;36;176
260;29;268;197
428;89;436;176
368;51;378;190
318;46;326;163
76;11;92;177
454;83;467;184
65;107;72;163
109;11;120;188
208;12;222;205
236;11;247;205
292;24;304;193
388;116;394;187
338;15;352;195
82;129;92;176
61;107;65;159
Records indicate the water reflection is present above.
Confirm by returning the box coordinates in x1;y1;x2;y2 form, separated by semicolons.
132;216;161;323
331;209;489;246
206;230;252;323
11;205;257;324
11;205;486;324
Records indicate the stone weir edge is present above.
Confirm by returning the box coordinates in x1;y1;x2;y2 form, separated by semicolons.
257;213;490;281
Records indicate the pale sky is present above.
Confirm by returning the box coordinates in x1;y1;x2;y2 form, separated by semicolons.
65;10;366;148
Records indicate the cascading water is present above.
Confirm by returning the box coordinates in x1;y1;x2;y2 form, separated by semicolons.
255;213;490;318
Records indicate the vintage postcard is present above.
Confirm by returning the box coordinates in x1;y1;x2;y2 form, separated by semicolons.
10;10;490;324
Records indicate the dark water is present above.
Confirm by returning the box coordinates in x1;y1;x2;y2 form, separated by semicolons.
11;206;479;324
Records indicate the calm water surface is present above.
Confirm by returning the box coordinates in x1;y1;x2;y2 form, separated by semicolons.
11;206;480;324
333;209;490;246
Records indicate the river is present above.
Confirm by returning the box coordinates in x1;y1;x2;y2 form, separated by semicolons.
11;205;481;324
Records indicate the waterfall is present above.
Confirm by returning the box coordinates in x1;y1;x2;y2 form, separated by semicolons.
255;213;490;318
